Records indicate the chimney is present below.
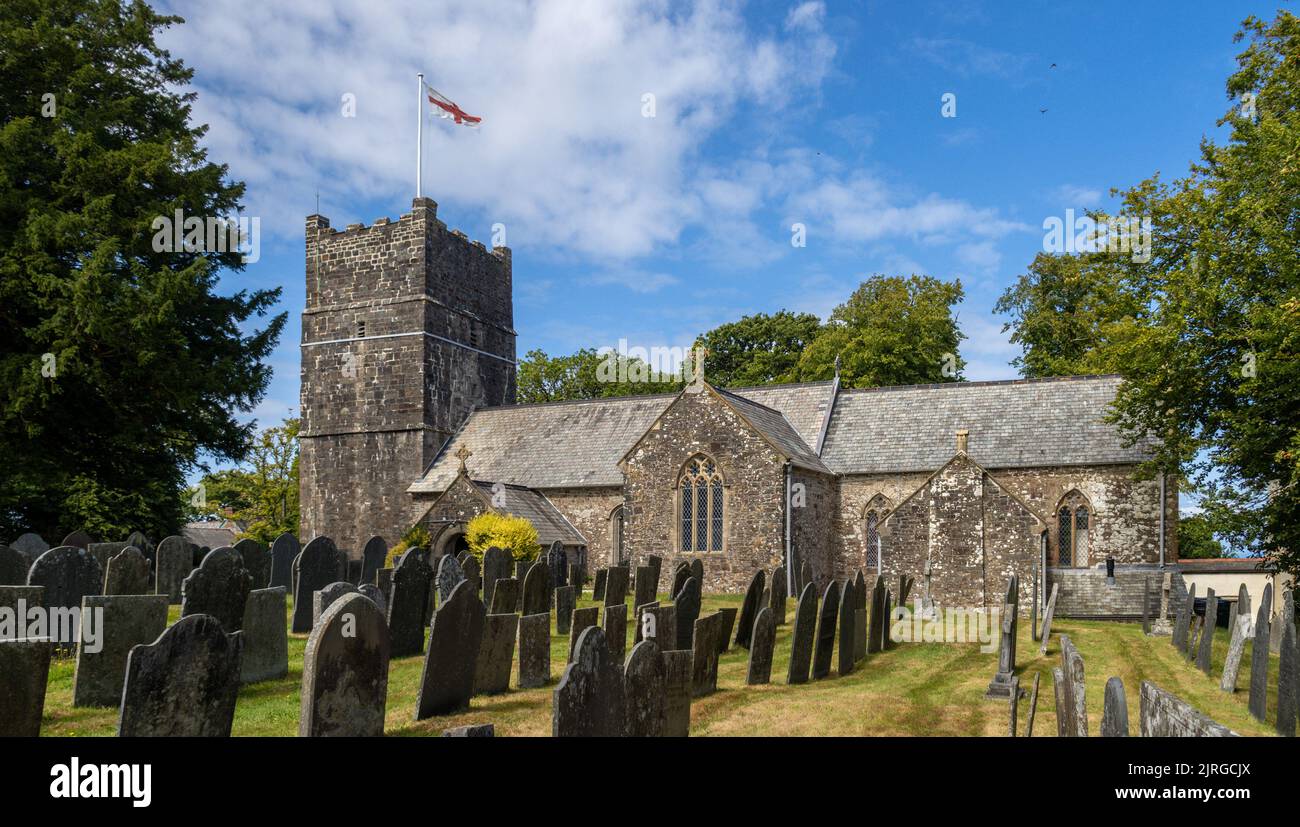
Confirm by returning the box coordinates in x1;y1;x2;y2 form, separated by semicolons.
955;429;969;454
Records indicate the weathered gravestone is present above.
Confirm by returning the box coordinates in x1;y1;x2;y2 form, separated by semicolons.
662;649;692;737
27;545;103;620
838;579;856;676
181;547;253;632
689;559;704;589
241;586;289;683
569;606;599;662
0;584;42;617
624;639;667;737
474;613;518;695
853;570;868;660
1186;615;1203;662
1140;681;1237;737
771;565;788;625
881;589;893;650
812;580;841;680
415;580;485;718
634;565;656;613
1025;671;1042;737
233;538;271;590
715;606;737;654
73;594;169;707
747;607;776;685
569;563;586;593
554;625;626;737
436;553;466;603
376;567;394;607
1221;584;1253;692
634;600;658;644
691;611;724;697
1057;635;1089;736
461;554;481;598
118;614;242;736
1249;582;1272;721
87;542;127;574
1276;591;1298;737
61;530;93;549
388;550;432;657
555;584;577;634
522;561;549;616
0;544;27;586
592;568;608;602
0;636;52;736
156;536;192;604
293;537;345;633
518;612;551;689
1038;583;1060;655
269;532;298;591
515;559;530;582
643;604;676;655
10;532;48;567
604;602;627;661
735;570;766;649
1197;588;1218;674
670;563;690;603
787;582;817;684
547;542;567;590
604;565;629;608
300;592;390;736
482;547;509;608
674;576;701;651
1180;584;1198;655
313;581;358;627
985;575;1021;699
489;577;519;613
867;576;885;654
100;545;148;597
1100;676;1129;736
443;724;495;737
360;536;387;587
358;583;386;616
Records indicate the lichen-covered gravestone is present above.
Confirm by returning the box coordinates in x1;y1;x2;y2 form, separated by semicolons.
603;602;627;661
482;546;510;608
118;614;243;737
770;566;788;626
269;532;298;591
73;594;169;707
521;561;549;616
867;576;885;654
388;550;432;657
242;586;289;683
104;545;151;596
812;580;841;680
663;648;692;736
27;545;103;615
0;636;52;736
474;613;518;695
0;544;29;586
1100;676;1129;736
690;611;724;697
747;607;776;685
518;612;551;689
312;581;358;627
674;576;701;651
735;570;765;649
233;538;271;590
1249;583;1273;721
1196;587;1218;674
555;584;576;635
643;604;676;654
554;625;626;737
569;606;599;662
985;576;1021;699
415;580;485;718
358;583;386;616
436;553;466;603
634;565;656;613
604;565;629;607
1038;583;1060;656
624;639;666;736
787;582;817;685
489;577;519;613
293;537;346;633
714;606;737;654
1140;681;1237;737
300;592;391;736
181;547;253;632
10;532;49;567
155;535;192;604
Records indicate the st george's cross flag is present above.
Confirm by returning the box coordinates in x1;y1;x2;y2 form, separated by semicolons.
424;83;482;127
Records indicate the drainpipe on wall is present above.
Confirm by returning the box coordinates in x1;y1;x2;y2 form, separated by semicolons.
1159;470;1167;568
785;462;794;597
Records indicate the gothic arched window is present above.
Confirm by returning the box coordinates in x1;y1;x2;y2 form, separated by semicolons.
865;510;881;569
679;455;724;552
610;505;625;565
1056;491;1092;567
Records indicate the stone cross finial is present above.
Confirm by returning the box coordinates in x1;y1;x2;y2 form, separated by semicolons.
455;445;472;474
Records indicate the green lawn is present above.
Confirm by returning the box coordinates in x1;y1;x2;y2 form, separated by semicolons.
39;594;1280;736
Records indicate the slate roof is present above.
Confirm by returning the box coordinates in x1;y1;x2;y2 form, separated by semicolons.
715;387;832;473
468;481;586;546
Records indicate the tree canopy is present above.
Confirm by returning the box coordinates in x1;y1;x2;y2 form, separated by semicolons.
694;311;820;388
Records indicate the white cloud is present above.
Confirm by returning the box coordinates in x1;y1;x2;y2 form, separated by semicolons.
1053;184;1103;206
584;270;680;293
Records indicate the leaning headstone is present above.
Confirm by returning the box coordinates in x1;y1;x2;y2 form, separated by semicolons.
555;584;577;634
604;565;629;607
293;537;345;633
415;580;485;718
474;612;519;696
155;535;192;603
662;649;692;737
1186;615;1203;662
788;582;817;685
26;545;103;620
1037;583;1060;655
482;547;509;609
624;639;667;737
522;561;549;616
118;614;242;736
771;566;788;625
518;612;551;689
735;570;766;649
360;536;387;587
301;592;390;736
670;564;689;603
603;602;627;662
1026;671;1042;737
569;606;600;662
73;594;169;707
233;538;271;590
674;576;701;651
313;581;358;627
1140;681;1237;737
1196;587;1218;674
1221;602;1252;693
747;607;776;685
1100;677;1129;736
691;611;724;697
985;575;1021;699
867;577;885;654
633;565;656;613
436;553;466;604
103;545;150;596
181;546;253;632
0;636;52;736
388;550;433;657
812;580;841;680
838;579;856;676
489;577;519;613
241;586;289;683
269;532;298;591
1276;614;1298;737
1249;583;1272;721
593;568;608;602
554;625;626;737
11;532;49;566
0;545;27;586
715;606;737;654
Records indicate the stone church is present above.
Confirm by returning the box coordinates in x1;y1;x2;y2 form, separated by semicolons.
300;199;1178;616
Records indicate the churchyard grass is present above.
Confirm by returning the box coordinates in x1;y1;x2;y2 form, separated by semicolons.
38;598;1277;736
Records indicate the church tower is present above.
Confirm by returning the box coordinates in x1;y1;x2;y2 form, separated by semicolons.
298;197;516;558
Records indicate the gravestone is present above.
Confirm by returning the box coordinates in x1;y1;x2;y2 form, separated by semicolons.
181;546;253;632
269;532;298;591
313;581;358;627
569;606;599;662
646;554;663;593
300;592;390;736
547;542;568;591
867;577;885;654
415;580;485;718
26;545;103;617
436;553;466;604
1249;583;1272;721
444;724;494;737
62;530;93;549
461;554;482;598
689;559;704;589
735;570;766;649
715;606;737;654
634;600;658;644
881;589;893;650
0;545;27;586
1186;615;1203;662
1032;562;1040;640
674;576;700;651
1038;583;1060;655
604;565;629;607
125;531;153;559
747;607;776;685
662;649;692;737
691;611;723;697
555;585;577;635
358;583;386;616
788;582;817;684
1100;676;1129;736
377;567;394;606
569;563;586;593
634;565;656;613
155;536;193;604
643;604;677;655
1007;676;1020;735
86;541;127;574
1026;671;1042;737
624;639;667;736
603;602;627;662
838;579;856;676
474;613;518;695
522;561;549;616
360;536;387;587
1276;613;1297;737
1221;595;1253;693
489;577;519;613
985;575;1021;699
103;545;150;596
118;614;243;736
854;604;867;663
518;612;551;689
1196;587;1217;674
388;550;433;657
1181;585;1198;655
554;626;626;737
593;568;608;602
233;538;270;590
771;565;788;625
515;559;530;582
241;586;289;683
73;594;169;707
0;585;42;617
1059;636;1088;736
1140;681;1237;737
812;580;841;680
0;637;52;736
10;532;48;567
670;563;690;602
293;537;345;633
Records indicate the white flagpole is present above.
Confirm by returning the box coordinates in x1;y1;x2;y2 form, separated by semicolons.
416;72;424;198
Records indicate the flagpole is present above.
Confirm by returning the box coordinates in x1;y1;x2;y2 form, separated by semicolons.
416;72;424;198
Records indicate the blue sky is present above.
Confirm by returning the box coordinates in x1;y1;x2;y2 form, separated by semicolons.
155;0;1278;491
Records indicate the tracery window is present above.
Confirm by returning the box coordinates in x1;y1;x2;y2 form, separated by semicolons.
679;455;723;552
1056;491;1092;567
865;510;881;569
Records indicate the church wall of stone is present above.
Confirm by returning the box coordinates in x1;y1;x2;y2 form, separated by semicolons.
980;476;1045;611
835;471;932;579
622;388;786;593
537;487;624;571
790;468;838;593
415;475;488;554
